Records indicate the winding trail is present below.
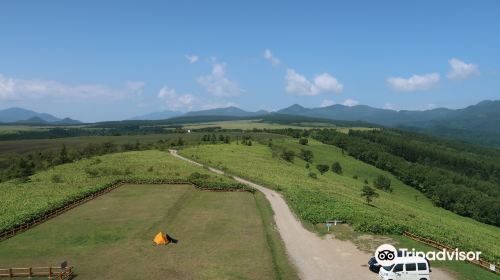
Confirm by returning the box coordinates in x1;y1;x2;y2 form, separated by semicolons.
169;150;455;280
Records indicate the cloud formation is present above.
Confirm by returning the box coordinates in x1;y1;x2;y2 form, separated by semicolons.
157;86;196;110
447;58;479;80
264;49;280;66
197;62;244;97
285;69;343;96
386;73;440;92
0;74;144;100
185;54;199;64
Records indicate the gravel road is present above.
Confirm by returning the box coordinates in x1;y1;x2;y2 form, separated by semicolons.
169;150;456;280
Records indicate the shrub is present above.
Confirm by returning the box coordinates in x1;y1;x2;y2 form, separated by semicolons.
308;172;317;179
299;149;314;163
353;175;358;179
316;164;329;175
299;138;308;145
331;162;343;174
373;174;392;192
281;150;295;162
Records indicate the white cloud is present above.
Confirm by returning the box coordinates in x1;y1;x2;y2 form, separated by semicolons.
342;99;359;107
264;49;280;66
185;54;199;64
197;62;243;97
285;69;343;96
0;74;143;100
386;73;440;92
314;73;343;93
157;86;196;111
320;99;335;107
447;58;479;80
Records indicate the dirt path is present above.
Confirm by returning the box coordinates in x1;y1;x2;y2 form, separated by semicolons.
169;150;455;280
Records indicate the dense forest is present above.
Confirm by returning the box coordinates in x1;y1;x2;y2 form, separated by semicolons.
312;129;500;226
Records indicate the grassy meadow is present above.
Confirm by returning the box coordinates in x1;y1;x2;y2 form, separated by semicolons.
0;150;244;232
0;184;298;279
179;139;500;264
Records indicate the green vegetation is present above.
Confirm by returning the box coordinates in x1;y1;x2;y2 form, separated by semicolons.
0;150;251;233
0;184;298;279
180;139;500;263
314;129;500;226
361;185;378;205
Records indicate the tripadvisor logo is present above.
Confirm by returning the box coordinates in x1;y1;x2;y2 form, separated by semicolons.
374;244;482;266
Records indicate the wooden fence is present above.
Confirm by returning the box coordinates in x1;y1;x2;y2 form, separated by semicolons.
0;266;73;279
0;181;126;242
403;231;498;274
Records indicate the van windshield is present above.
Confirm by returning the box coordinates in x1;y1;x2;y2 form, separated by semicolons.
382;264;394;271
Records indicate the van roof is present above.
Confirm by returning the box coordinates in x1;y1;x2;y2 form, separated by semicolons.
395;256;427;263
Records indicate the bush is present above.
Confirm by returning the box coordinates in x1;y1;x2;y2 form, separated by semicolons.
299;149;314;163
308;172;317;179
331;162;342;174
299;138;308;145
281;150;295;162
316;164;329;175
373;174;393;192
353;175;358;179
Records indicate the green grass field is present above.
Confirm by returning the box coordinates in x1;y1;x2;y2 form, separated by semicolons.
0;150;245;232
182;119;337;130
0;184;298;279
179;139;500;266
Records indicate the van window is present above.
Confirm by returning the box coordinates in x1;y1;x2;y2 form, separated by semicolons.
406;263;416;271
393;264;404;272
418;263;427;271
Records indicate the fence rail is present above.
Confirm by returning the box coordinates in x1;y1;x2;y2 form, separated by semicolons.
403;231;498;274
0;266;73;279
0;181;127;242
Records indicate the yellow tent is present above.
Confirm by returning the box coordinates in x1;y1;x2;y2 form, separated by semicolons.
153;232;169;245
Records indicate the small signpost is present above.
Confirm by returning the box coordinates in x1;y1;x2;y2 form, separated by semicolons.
325;220;344;231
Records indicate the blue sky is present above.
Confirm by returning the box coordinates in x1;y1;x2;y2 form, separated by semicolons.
1;0;499;122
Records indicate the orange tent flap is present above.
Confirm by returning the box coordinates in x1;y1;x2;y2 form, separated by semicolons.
153;232;169;245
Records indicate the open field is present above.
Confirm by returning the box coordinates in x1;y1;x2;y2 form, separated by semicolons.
0;132;286;155
179;139;500;266
0;184;297;279
182;119;337;130
0;150;248;232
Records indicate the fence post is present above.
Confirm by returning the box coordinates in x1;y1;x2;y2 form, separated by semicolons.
29;267;32;278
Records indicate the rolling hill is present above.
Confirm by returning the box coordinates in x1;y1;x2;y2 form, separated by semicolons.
0;107;81;125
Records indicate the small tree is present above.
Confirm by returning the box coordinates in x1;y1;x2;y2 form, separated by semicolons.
331;162;342;174
59;145;70;164
299;138;308;145
373;174;392;192
224;135;230;144
308;172;317;179
281;150;295;162
361;185;379;205
316;164;329;175
299;149;314;163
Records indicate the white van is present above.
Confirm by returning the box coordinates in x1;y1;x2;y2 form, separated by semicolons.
378;256;431;280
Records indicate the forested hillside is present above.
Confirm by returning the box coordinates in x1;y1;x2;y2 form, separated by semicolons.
312;129;500;226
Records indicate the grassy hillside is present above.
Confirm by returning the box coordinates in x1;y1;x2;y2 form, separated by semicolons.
180;139;500;263
0;184;298;279
0;150;250;233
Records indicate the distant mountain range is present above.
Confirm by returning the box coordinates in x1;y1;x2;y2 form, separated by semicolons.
130;110;181;121
3;100;500;146
133;100;498;146
0;107;81;125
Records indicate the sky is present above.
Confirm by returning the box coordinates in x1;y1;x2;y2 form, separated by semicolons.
1;0;499;122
